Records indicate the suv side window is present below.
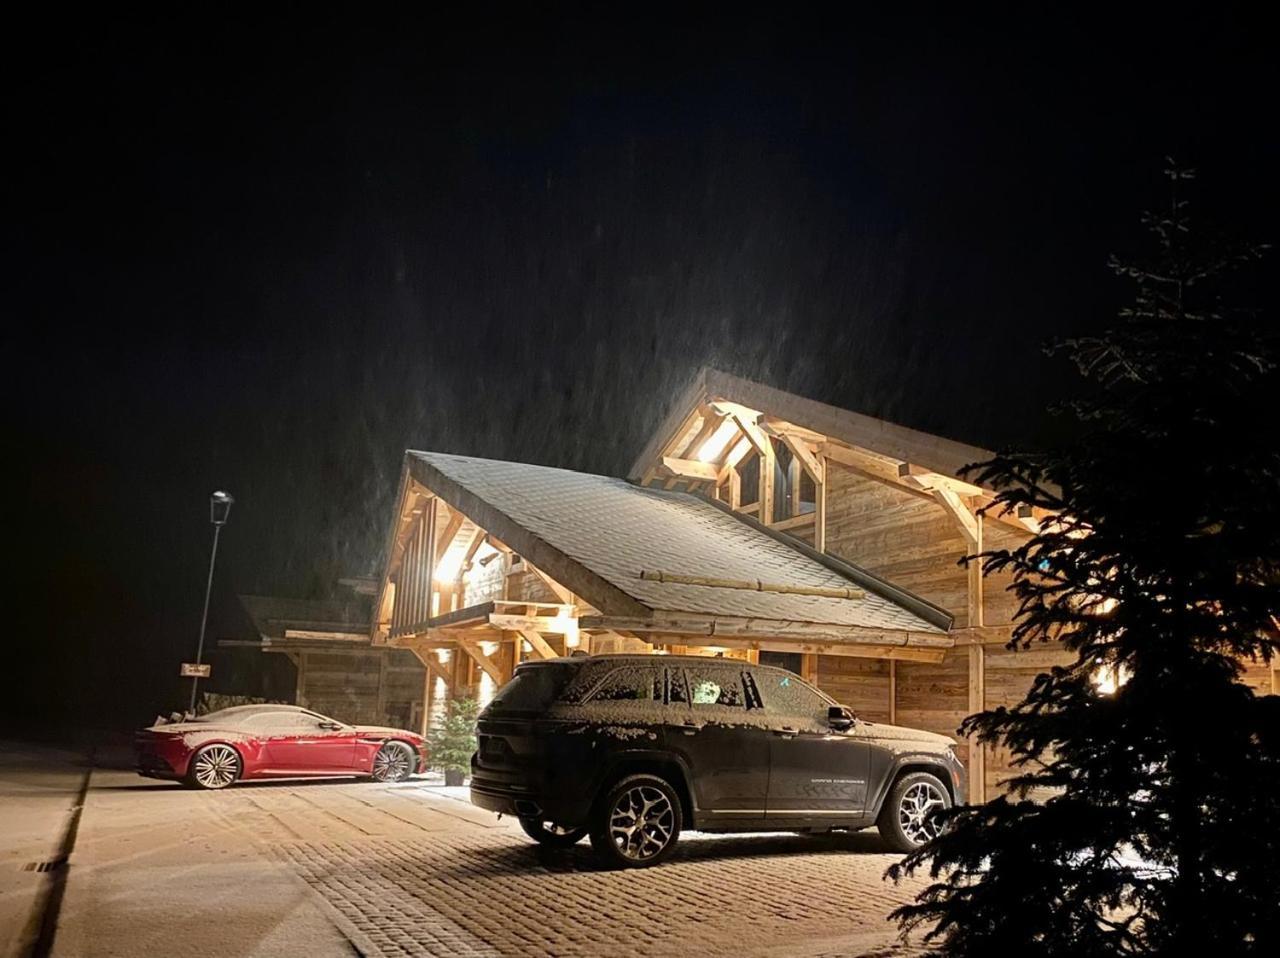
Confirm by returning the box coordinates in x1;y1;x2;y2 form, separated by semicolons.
685;667;745;708
586;667;661;703
752;668;830;722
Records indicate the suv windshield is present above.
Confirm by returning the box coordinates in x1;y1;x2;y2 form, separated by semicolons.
487;663;577;712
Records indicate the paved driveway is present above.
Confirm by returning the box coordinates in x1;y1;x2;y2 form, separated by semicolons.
7;749;929;957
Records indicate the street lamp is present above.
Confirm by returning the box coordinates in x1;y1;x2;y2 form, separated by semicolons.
188;490;234;714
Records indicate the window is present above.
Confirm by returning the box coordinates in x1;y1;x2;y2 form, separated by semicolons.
667;668;689;704
490;663;576;711
753;668;831;721
686;668;744;708
587;667;660;703
738;452;760;507
239;711;329;733
773;439;793;522
556;661;617;704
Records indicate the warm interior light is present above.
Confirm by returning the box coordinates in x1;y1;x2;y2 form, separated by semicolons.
549;606;580;647
434;553;463;584
697;419;741;463
1091;660;1128;695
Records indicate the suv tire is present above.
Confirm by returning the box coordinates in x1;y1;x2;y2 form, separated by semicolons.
589;773;683;869
877;770;951;853
519;818;587;847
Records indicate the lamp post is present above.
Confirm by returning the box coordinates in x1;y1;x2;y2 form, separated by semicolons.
188;491;234;715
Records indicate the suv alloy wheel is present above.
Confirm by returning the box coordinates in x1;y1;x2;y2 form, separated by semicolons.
877;770;951;852
589;773;683;868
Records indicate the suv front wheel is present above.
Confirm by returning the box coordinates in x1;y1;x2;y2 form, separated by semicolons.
589;773;683;868
877;770;951;853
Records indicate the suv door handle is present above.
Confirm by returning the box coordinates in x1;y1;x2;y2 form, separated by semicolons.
678;724;699;736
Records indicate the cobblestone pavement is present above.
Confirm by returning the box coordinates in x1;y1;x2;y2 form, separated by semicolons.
211;779;930;958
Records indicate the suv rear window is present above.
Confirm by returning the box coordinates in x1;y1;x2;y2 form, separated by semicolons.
487;663;576;712
586;667;660;702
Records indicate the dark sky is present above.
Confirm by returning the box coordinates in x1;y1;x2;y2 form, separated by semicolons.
7;6;1276;729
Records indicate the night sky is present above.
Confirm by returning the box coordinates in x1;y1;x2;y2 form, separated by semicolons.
7;7;1277;730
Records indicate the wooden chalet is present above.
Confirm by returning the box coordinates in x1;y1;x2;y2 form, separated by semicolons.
222;593;426;730
374;368;1278;801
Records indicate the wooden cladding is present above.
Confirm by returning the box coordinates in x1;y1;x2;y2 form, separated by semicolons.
391;502;436;637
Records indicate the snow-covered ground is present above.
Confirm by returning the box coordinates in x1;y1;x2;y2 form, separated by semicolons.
1;745;927;957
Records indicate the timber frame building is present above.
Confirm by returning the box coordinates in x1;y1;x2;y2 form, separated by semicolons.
373;368;1278;802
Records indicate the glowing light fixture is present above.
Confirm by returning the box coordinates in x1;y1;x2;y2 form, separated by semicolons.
550;605;580;647
696;419;741;464
434;553;463;585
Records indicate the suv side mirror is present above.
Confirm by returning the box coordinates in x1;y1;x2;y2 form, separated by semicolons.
828;705;855;731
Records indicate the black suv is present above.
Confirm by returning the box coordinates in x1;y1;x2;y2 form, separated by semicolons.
470;654;965;868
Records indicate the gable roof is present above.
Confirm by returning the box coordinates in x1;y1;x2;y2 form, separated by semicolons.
628;367;994;483
404;451;950;634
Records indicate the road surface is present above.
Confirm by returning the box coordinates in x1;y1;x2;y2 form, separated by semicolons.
1;742;928;957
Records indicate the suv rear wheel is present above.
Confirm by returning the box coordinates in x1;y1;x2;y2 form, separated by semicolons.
877;770;951;852
589;773;682;868
519;818;587;847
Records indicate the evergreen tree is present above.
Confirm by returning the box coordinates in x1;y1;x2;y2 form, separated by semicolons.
888;165;1280;955
425;697;480;783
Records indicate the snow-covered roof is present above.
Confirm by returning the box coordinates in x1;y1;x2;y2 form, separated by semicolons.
404;451;950;634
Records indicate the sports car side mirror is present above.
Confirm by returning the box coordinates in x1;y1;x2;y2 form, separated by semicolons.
828;705;855;731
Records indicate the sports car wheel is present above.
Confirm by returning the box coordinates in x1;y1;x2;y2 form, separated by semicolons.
371;741;415;783
188;744;241;790
519;818;588;847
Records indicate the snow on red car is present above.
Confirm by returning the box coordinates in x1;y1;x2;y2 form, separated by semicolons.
135;704;427;789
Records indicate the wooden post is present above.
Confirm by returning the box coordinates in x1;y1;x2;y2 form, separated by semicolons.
814;454;827;553
760;438;776;523
967;643;986;803
375;651;388;723
294;652;307;708
888;659;897;724
801;653;818;684
420;662;432;737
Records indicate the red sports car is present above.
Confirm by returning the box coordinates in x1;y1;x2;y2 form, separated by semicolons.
135;704;428;789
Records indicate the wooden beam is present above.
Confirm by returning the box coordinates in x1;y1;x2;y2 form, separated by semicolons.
658;456;721;482
776;432;824;486
932;486;980;550
968;512;985;630
696;635;947;663
888;659;897;723
676;406;725;460
580;614;954;649
490;612;578;633
815;452;827;553
968;643;987;802
434;508;466;565
456;638;504;684
518;629;559;660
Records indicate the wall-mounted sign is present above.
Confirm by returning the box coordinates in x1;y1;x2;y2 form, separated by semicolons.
180;663;212;678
